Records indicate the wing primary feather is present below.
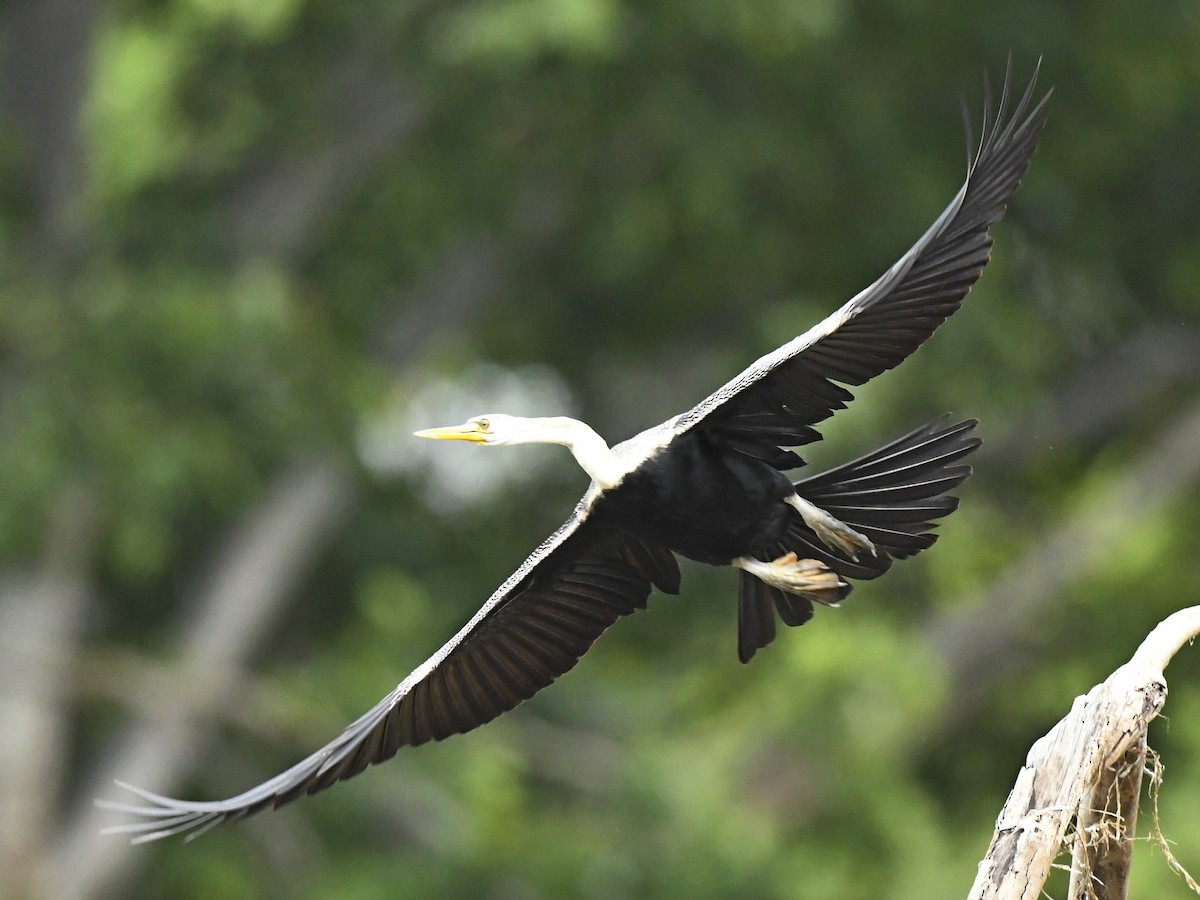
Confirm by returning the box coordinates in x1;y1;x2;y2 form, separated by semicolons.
99;516;679;842
673;63;1046;465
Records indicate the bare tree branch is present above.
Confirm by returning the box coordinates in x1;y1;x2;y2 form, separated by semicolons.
968;606;1200;900
1067;738;1145;900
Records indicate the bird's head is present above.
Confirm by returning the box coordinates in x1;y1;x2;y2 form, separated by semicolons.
414;414;555;447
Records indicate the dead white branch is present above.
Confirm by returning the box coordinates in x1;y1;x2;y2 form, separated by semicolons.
968;606;1200;900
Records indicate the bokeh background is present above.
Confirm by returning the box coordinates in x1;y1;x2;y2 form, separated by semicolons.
3;1;1199;897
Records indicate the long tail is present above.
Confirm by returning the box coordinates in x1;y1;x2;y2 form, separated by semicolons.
791;415;980;577
737;416;979;662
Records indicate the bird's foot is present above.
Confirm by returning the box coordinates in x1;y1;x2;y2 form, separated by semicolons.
786;495;876;560
734;553;848;607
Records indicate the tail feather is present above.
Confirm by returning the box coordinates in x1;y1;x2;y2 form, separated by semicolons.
813;473;969;506
737;570;816;663
735;416;979;661
817;499;957;524
737;571;778;663
793;415;979;575
803;417;978;485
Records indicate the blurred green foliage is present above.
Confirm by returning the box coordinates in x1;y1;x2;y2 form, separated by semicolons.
2;0;1199;897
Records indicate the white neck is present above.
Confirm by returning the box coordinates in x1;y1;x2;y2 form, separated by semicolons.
540;417;624;490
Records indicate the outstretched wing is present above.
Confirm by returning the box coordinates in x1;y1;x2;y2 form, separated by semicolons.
99;507;679;842
672;61;1050;469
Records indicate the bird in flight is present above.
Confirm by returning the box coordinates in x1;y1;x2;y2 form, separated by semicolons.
101;61;1050;842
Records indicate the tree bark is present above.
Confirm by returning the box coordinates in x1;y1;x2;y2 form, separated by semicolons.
968;606;1200;900
1067;737;1145;900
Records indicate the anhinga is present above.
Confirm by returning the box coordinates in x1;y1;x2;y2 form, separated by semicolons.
101;63;1050;841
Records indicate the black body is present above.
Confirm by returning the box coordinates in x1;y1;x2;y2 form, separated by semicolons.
591;430;796;565
591;416;981;662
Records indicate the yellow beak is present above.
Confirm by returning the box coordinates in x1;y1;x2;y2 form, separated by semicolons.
413;423;489;443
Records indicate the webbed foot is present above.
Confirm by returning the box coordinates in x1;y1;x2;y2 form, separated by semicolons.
733;553;848;607
786;495;877;560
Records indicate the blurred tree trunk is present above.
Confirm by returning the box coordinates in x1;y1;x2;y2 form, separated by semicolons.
1;0;107;266
0;488;98;896
43;461;356;900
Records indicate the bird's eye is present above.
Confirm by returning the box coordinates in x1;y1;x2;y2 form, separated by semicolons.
476;418;491;432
